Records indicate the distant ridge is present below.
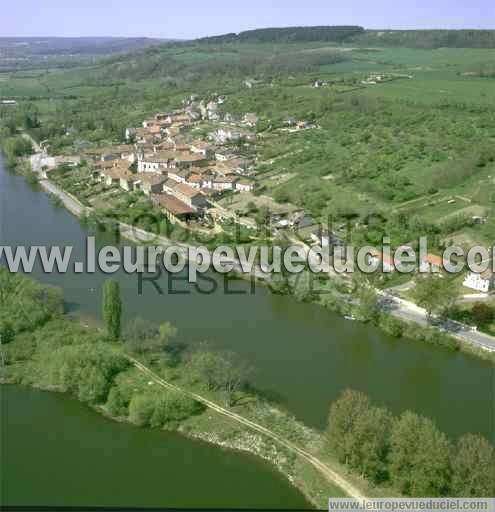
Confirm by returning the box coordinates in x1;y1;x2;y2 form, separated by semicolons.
0;37;168;57
196;26;365;44
193;26;495;48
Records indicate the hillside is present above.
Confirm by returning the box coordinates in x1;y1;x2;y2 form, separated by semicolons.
193;26;495;48
197;26;365;44
353;29;495;49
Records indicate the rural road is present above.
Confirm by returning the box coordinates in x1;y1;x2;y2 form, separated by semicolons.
39;179;89;216
379;291;495;352
130;356;365;500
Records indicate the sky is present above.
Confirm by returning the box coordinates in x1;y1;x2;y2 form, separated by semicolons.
2;0;494;39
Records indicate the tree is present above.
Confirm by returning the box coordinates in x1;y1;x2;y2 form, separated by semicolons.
292;270;315;303
189;346;251;406
450;434;495;497
358;286;380;323
326;389;371;465
389;411;451;496
471;303;494;327
412;275;457;319
0;322;15;344
102;279;122;340
159;322;178;344
124;317;177;354
349;406;393;482
255;205;271;236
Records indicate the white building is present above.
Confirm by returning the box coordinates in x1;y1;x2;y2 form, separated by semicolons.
463;270;495;293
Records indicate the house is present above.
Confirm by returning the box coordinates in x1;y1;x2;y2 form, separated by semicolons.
147;124;162;136
172;182;209;208
186;173;204;190
125;128;137;141
463;270;495;293
100;163;133;187
235;178;255;193
151;193;198;223
162;178;180;194
213;128;246;144
310;227;331;247
369;249;395;273
101;152;121;162
208;162;237;177
313;80;325;88
244;79;263;89
243;113;259;127
420;254;445;273
154;112;173;121
472;216;487;225
174;151;207;168
134;173;167;196
190;141;214;156
215;149;238;162
211;175;239;191
223;112;241;123
168;168;193;184
137;150;176;173
285;117;296;127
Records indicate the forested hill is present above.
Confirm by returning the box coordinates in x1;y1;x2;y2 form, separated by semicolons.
195;26;495;48
197;26;365;44
354;30;495;49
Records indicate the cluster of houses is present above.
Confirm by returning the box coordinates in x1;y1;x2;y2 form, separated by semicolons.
369;250;495;293
88;98;260;224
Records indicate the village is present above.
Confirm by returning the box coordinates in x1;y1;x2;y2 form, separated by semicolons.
33;92;332;249
32;91;495;298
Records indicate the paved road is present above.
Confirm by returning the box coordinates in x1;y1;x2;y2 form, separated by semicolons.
379;291;495;352
39;180;89;217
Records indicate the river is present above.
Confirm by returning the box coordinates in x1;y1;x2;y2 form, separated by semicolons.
0;385;310;508
0;154;494;505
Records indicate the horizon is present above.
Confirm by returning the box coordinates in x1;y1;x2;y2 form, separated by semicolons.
2;0;494;39
2;24;495;42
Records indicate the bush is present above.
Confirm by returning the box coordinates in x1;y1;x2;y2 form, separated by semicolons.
129;390;202;428
45;343;129;404
379;315;404;338
0;322;15;344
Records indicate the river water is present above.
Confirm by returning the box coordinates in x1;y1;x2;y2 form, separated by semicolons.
0;154;494;506
0;385;310;508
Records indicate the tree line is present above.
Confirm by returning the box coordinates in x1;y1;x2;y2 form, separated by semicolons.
197;26;365;44
327;389;495;497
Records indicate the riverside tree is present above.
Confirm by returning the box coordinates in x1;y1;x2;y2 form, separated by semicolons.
450;433;495;497
189;345;251;406
349;405;393;482
389;411;451;496
123;317;177;355
102;279;122;340
326;389;371;465
412;274;457;319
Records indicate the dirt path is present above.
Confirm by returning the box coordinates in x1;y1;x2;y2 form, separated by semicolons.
129;357;365;499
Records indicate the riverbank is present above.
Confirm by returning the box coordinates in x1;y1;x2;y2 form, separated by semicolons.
24;161;495;361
